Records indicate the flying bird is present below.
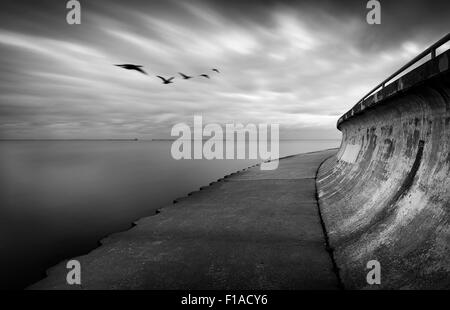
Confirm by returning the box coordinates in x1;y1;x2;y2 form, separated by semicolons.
212;68;220;73
157;76;175;84
114;64;147;75
199;74;210;79
178;72;193;79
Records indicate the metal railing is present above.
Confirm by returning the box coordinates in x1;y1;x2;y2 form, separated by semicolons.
357;33;450;104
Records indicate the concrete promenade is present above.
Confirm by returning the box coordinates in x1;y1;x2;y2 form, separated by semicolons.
31;149;339;290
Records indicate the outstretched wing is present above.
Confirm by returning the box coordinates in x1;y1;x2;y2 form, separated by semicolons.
167;77;175;82
156;76;166;82
212;68;220;73
135;67;147;75
178;72;188;78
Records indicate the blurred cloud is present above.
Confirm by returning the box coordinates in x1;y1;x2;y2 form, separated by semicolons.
0;0;449;139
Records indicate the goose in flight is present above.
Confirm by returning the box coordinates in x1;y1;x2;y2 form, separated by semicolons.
199;74;210;79
178;72;193;79
212;68;220;73
114;64;147;75
157;76;175;84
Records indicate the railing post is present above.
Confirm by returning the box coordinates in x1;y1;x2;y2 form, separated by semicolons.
431;48;436;59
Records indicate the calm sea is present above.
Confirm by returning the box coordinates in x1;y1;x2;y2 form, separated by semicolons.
0;140;340;289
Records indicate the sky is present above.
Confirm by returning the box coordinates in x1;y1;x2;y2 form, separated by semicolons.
0;0;449;139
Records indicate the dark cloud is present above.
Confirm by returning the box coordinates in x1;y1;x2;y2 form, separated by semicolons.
0;0;449;139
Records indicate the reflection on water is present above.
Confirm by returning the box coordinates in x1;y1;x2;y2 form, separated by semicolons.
0;140;339;289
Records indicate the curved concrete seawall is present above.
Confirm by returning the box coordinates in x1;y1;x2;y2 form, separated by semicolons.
317;42;450;289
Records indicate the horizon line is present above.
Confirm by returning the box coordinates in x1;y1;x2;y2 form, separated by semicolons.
0;138;342;141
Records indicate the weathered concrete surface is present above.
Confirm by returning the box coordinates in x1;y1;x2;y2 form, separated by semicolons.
317;50;450;289
30;149;339;290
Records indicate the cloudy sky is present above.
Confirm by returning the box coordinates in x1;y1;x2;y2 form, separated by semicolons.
0;0;449;139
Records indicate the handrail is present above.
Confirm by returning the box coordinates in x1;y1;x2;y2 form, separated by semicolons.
357;33;450;104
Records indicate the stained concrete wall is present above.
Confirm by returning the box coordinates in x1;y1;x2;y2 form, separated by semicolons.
317;49;450;289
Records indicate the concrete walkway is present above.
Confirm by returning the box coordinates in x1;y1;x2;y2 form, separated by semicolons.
31;149;339;290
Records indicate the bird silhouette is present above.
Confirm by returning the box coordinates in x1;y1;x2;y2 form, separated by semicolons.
178;72;193;79
199;74;210;79
157;76;175;84
212;68;220;73
114;64;147;75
